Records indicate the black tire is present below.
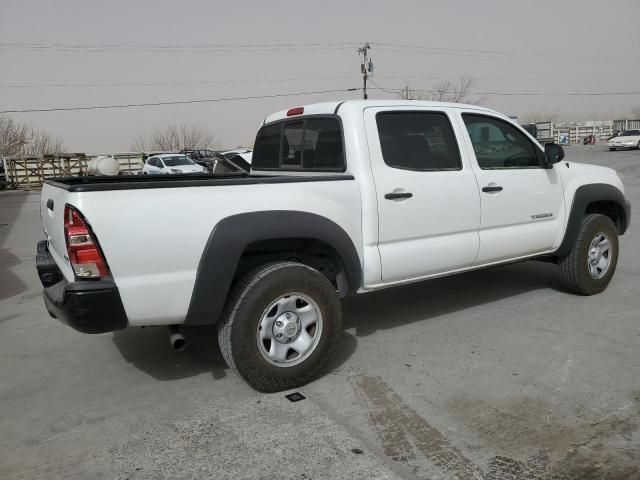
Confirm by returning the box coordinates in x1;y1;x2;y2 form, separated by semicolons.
218;262;342;392
609;147;616;151
636;141;640;150
558;214;619;295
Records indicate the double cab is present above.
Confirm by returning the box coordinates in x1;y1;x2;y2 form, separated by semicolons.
38;100;631;392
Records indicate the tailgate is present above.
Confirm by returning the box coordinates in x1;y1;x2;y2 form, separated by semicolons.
40;182;74;282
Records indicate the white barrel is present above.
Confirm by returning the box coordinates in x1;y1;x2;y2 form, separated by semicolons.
87;156;120;176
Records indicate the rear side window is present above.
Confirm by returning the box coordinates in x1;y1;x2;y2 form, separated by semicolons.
376;112;461;171
252;116;344;171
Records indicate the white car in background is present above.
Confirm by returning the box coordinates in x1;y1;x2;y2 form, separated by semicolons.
608;130;640;151
142;154;207;174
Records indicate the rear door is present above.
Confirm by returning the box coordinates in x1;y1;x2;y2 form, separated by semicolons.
364;107;481;283
457;111;565;263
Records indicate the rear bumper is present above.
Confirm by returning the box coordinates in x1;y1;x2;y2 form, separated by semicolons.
36;240;128;334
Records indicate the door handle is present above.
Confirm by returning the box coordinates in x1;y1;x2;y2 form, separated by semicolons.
482;185;503;193
384;192;413;200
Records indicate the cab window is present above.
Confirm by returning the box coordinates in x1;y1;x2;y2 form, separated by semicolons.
462;114;542;169
376;111;461;171
252;116;344;171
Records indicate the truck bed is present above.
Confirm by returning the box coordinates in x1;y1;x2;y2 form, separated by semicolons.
45;172;354;192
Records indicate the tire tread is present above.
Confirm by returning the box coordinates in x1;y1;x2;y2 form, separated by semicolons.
218;261;340;392
558;213;618;295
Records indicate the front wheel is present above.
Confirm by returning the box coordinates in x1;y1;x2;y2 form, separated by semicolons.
218;262;342;392
609;147;616;151
558;214;619;295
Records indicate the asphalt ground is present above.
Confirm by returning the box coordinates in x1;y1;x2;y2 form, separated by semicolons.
1;144;639;479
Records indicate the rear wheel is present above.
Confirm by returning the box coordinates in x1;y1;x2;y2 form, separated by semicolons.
609;147;616;151
218;262;341;392
558;214;619;295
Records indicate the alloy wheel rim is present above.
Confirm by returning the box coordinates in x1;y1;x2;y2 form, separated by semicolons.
587;232;612;279
256;292;323;367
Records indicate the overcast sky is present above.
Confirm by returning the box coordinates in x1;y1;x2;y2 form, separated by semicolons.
1;0;639;152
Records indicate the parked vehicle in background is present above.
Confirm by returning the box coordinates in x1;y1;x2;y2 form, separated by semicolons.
221;148;252;160
607;130;620;141
38;100;630;392
227;151;252;172
608;130;640;151
180;149;219;171
142;154;206;174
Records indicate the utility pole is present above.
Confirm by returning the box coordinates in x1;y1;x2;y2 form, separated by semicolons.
357;42;373;100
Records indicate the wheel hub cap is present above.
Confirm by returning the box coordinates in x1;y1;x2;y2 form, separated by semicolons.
587;232;612;279
256;293;324;367
272;312;300;343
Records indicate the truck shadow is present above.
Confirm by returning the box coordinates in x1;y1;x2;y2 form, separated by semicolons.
112;326;227;381
343;260;561;337
111;324;358;382
0;249;29;301
0;191;33;301
112;260;557;382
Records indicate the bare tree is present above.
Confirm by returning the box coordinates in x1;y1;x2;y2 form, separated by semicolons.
22;128;66;156
401;75;483;104
132;123;217;152
0;115;29;157
0;115;65;157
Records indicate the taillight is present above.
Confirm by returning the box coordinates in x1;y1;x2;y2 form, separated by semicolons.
64;205;109;280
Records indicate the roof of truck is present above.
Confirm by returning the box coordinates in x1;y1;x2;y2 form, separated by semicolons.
263;99;501;124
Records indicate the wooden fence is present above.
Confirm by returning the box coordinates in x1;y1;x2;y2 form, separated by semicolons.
3;154;88;190
2;153;145;190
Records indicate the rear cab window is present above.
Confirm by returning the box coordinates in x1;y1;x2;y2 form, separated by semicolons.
252;116;345;172
375;111;462;171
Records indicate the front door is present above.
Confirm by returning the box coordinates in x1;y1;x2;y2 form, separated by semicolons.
365;107;481;284
457;112;565;264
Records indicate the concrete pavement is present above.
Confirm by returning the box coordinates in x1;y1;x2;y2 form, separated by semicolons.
1;145;639;479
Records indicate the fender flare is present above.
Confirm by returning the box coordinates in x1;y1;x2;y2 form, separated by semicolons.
555;183;631;256
184;211;362;326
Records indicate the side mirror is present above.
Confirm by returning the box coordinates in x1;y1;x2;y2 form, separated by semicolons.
543;143;564;168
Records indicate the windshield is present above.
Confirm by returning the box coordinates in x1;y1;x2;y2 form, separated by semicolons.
162;155;195;166
620;130;640;136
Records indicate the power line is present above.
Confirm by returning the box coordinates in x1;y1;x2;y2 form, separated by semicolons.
0;88;359;114
369;86;640;97
0;75;358;89
370;42;635;59
0;41;360;48
2;73;625;89
368;79;397;95
2;40;631;58
0;41;361;54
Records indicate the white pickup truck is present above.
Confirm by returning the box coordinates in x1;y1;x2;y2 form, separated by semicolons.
37;100;631;392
